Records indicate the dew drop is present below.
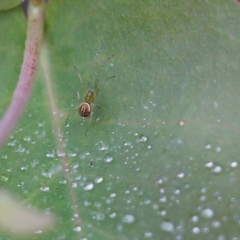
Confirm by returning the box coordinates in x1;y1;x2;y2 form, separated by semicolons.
123;141;132;147
1;175;8;182
41;171;52;179
83;183;94;191
68;151;77;157
217;235;225;240
159;196;167;203
156;179;163;184
104;155;113;163
192;227;200;234
160;221;174;232
201;208;214;218
212;166;222;173
72;182;77;188
95;177;103;183
191;216;199;223
20;166;28;171
122;214;135;224
23;136;31;142
137;135;148;143
38;122;45;127
98;142;109;151
204;144;211;150
57;150;66;157
179;120;185;126
95;212;105;221
177;173;185;178
216;146;221;152
230;162;238;168
205;161;214;168
109;212;117;218
211;220;221;228
72;162;79;169
16;145;25;153
59;179;67;184
73;226;81;232
46;150;55;158
144;232;153;238
40;186;49;192
110;193;116;198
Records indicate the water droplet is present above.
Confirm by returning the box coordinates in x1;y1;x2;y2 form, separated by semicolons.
177;173;185;178
216;146;221;152
144;232;153;238
109;212;117;218
72;162;79;169
72;182;77;188
201;208;214;218
40;186;49;192
212;166;222;173
143;104;149;110
46;150;55;158
179;120;185;126
84;200;91;206
68;151;77;157
137;135;148;143
23;136;31;142
123;141;132;147
122;214;135;224
73;226;81;232
95;212;105;221
80;152;90;159
204;144;211;150
57;150;66;157
231;162;238;168
83;183;94;191
20;165;28;171
192;227;200;234
175;189;180;195
217;235;225;240
191;216;199;223
160;221;174;232
205;161;214;168
110;193;116;198
104;155;113;163
176;138;183;144
59;179;67;184
16;145;25;153
38;122;44;127
41;171;52;179
159;196;167;203
211;220;221;228
156;179;163;184
98;141;109;151
31;159;39;167
95;177;103;183
160;211;167;216
1;175;8;182
7;141;16;147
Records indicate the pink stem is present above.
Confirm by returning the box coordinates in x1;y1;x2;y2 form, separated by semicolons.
0;1;46;147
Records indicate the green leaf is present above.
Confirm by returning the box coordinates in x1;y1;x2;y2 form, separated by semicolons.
0;0;240;239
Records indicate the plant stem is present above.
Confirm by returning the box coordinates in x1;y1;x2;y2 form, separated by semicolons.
0;0;46;147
